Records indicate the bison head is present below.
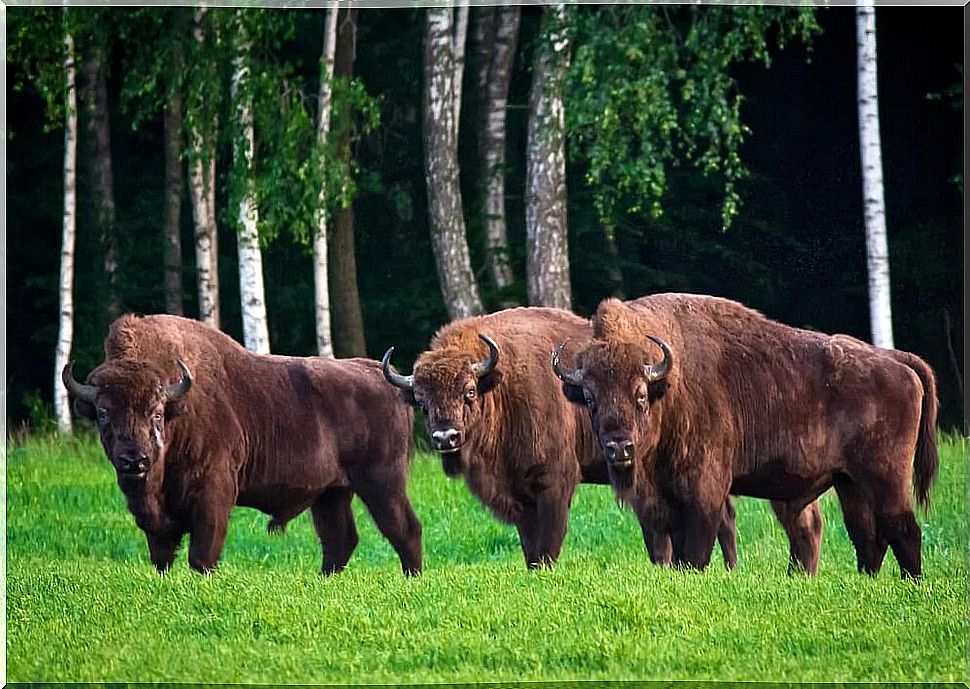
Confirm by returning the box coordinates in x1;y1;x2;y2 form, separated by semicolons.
62;358;192;481
552;336;672;491
382;334;501;477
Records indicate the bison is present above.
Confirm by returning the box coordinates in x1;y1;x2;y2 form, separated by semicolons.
62;314;422;576
380;307;795;571
553;294;938;579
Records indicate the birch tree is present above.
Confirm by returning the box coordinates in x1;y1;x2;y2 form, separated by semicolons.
856;2;894;348
55;25;78;434
452;6;469;130
313;0;340;357
526;4;571;309
186;7;220;328
230;10;270;354
423;7;483;320
479;6;519;296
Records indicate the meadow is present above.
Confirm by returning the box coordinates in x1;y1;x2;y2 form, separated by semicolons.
5;431;967;684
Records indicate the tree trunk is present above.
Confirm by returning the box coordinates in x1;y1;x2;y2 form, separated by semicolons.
187;7;220;328
423;7;483;320
602;225;625;298
856;2;893;349
313;0;340;357
55;26;78;435
163;41;184;316
452;6;469;131
80;38;122;320
329;8;368;358
480;6;519;296
472;7;496;140
526;4;571;310
231;11;270;354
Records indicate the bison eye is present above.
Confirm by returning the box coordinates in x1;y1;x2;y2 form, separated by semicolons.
96;407;109;423
635;394;647;411
152;412;163;422
464;387;476;403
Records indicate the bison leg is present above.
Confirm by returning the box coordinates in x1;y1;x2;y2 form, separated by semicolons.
515;511;541;568
860;472;922;580
187;494;232;574
674;507;720;571
310;487;359;575
717;498;738;570
834;477;888;576
771;499;824;575
356;486;423;576
145;528;184;572
529;485;575;569
632;502;672;566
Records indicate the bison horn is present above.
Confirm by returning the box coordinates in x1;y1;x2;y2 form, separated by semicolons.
643;335;673;382
551;341;585;386
163;359;193;400
381;347;414;390
471;334;499;378
61;362;99;403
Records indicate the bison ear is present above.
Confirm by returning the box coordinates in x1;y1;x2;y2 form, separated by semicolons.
647;379;669;404
164;399;188;420
73;398;96;420
477;369;503;394
561;382;585;405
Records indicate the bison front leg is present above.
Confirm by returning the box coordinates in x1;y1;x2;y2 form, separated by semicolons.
771;499;824;575
673;506;721;571
187;488;234;574
145;528;184;573
632;501;672;566
529;485;575;569
310;487;359;575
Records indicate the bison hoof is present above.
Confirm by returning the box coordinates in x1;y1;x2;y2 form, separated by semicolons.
267;518;287;535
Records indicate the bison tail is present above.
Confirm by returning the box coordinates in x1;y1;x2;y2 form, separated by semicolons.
893;350;940;511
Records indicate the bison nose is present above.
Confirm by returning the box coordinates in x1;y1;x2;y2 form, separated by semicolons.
604;440;635;464
117;452;149;473
431;428;462;452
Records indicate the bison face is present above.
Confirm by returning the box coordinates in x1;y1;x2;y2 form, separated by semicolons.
62;359;192;482
382;335;502;477
553;337;672;489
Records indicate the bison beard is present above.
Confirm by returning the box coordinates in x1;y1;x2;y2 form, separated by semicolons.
556;294;938;579
63;313;422;576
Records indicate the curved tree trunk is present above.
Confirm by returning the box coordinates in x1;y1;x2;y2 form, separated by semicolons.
231;11;270;354
55;26;78;435
163;46;184;316
480;6;520;296
313;0;340;357
423;7;483;320
80;38;122;320
329;7;368;358
856;2;893;348
526;4;571;310
187;7;220;328
452;6;469;131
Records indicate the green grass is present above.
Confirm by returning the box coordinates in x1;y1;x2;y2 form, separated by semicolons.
5;432;968;683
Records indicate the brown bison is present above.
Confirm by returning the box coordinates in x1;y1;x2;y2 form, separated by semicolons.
553;294;938;579
62;314;422;576
382;307;780;571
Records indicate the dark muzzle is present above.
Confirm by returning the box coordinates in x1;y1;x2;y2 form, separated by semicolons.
115;451;150;476
603;439;635;466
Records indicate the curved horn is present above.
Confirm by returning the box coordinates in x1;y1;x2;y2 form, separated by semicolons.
163;359;193;400
551;340;585;386
61;362;99;404
471;334;499;378
643;335;673;382
381;347;414;390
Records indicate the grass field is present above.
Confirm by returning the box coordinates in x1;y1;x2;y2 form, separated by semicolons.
5;431;967;684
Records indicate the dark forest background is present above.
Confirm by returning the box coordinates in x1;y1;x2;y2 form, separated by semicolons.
6;6;964;429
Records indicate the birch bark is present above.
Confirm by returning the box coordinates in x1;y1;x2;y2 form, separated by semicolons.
313;0;340;357
55;26;78;434
423;7;483;320
231;11;270;354
526;4;571;310
856;2;894;348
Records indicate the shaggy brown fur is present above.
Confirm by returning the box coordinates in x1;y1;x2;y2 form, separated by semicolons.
386;307;737;570
65;314;421;575
559;294;938;578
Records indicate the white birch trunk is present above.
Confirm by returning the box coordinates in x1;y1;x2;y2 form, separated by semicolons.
313;0;340;358
231;11;270;354
452;5;469;134
55;27;77;435
856;2;894;349
423;7;483;320
188;7;220;328
481;6;519;294
525;4;571;310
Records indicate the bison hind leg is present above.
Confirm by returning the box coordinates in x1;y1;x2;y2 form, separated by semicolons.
834;476;888;576
717;498;738;570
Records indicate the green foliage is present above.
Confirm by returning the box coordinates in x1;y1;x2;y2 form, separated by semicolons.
566;5;821;229
7;8;74;131
5;432;966;683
